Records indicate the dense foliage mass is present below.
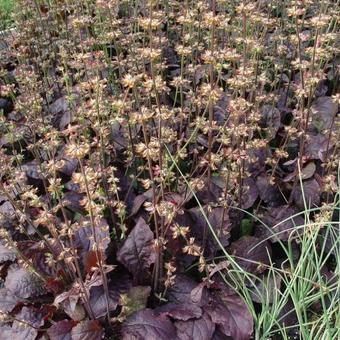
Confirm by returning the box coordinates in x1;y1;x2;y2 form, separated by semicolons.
0;0;339;339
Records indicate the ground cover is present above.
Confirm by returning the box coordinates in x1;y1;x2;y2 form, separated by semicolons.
0;1;339;339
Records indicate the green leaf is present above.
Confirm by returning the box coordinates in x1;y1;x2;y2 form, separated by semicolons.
240;218;253;236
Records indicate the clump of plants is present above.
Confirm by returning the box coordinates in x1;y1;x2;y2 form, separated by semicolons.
0;0;339;339
0;0;13;30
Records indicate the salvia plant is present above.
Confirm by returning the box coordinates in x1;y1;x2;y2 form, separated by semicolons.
0;0;339;339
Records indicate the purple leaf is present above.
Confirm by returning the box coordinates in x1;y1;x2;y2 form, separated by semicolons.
89;286;120;318
156;302;202;321
228;236;271;274
301;162;316;180
73;217;110;261
260;105;281;139
71;320;104;340
241;177;259;209
258;205;305;242
167;275;200;305
50;96;73;130
205;288;253;340
164;191;193;207
121;309;176;340
292;178;321;209
12;306;45;340
21;161;43;180
161;276;209;321
195;180;223;204
0;239;16;263
50;96;68;115
277;299;298;332
54;285;85;321
5;264;44;299
117;218;156;281
189;207;231;256
304;133;330;161
311;96;338;131
249;273;282;304
175;312;215;340
212;328;230;339
58;156;78;176
110;121;127;151
47;320;74;340
256;174;283;206
0;288;21;313
0;200;15;219
61;191;85;213
245;147;267;176
89;279;131;319
0;324;13;339
17;241;55;277
130;193;149;217
190;283;210;306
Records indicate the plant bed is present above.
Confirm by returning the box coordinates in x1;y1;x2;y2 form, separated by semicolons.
0;1;339;339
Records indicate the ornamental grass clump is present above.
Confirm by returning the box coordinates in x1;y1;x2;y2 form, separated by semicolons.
0;0;339;339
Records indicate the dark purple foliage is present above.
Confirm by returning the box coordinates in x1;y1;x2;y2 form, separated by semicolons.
258;205;305;242
117;218;156;282
0;239;16;263
189;207;232;256
292;178;321;209
304;133;331;162
156;302;202;321
89;278;131;318
175;312;215;340
205;288;253;340
121;309;176;340
71;320;104;340
5;264;44;299
11;306;46;340
73;217;111;261
311;96;338;131
240;178;259;209
256;174;283;206
228;236;271;274
47;320;74;340
0;288;21;313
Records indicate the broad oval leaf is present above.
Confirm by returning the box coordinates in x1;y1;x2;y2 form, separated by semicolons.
117;218;156;281
189;207;231;256
0;239;16;263
17;241;55;277
0;324;13;339
73;217;110;261
292;178;320;209
89;278;132;319
256;174;283;206
206;288;253;340
0;288;21;313
228;236;271;274
47;320;74;340
304;133;330;162
258;205;305;242
311;96;338;131
156;302;202;321
12;306;45;340
175;312;215;340
241;177;259;209
71;320;103;340
121;309;176;340
260;105;281;139
5;264;44;299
